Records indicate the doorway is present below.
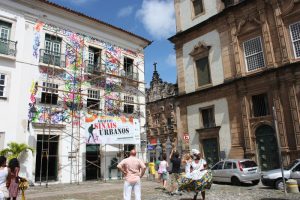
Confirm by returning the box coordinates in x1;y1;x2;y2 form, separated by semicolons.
35;134;59;182
86;144;101;180
202;138;219;168
256;125;280;171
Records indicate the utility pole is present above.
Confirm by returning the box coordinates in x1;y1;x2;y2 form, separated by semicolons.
272;106;287;194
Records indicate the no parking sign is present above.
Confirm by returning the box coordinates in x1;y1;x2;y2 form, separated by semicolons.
183;133;189;143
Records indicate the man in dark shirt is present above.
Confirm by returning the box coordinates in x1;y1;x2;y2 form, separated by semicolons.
169;149;181;195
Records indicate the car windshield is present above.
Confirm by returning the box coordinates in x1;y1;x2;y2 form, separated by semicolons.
240;160;257;168
284;160;299;170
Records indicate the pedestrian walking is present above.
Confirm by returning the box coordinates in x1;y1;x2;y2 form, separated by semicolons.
155;157;161;182
0;156;10;200
7;158;20;200
117;149;146;200
157;154;168;189
169;149;181;195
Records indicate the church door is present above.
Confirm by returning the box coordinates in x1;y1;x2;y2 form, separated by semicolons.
256;125;280;171
202;138;219;168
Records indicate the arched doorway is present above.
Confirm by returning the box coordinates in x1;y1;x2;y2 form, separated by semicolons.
256;125;280;171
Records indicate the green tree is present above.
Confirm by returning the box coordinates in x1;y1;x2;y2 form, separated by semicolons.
0;142;34;160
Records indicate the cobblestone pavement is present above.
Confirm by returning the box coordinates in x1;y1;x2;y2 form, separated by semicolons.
26;179;300;200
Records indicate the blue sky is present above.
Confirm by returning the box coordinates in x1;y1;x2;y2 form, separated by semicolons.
49;0;177;87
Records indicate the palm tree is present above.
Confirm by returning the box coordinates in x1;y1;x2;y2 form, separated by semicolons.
0;142;34;160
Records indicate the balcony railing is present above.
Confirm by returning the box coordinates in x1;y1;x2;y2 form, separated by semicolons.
39;49;66;68
0;38;17;57
203;122;216;129
85;63;105;74
120;71;139;81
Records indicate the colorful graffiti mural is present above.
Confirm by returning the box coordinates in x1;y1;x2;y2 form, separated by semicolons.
28;20;144;125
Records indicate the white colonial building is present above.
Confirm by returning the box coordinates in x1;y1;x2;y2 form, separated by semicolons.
0;0;150;184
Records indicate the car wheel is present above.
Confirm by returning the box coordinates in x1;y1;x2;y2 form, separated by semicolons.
231;177;241;186
252;180;260;185
275;179;284;190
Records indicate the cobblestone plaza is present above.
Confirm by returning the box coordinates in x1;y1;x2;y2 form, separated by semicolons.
26;179;300;200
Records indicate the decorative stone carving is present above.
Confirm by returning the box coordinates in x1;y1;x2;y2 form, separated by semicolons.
189;41;211;57
146;63;178;103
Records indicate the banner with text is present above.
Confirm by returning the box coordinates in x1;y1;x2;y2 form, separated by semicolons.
85;115;140;144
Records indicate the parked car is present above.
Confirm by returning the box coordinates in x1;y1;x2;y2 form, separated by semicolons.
261;159;300;190
211;159;260;185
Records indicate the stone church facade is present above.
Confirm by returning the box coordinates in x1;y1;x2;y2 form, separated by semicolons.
170;0;300;169
146;64;178;160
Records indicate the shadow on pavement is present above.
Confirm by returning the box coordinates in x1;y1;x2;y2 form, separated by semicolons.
260;198;290;200
213;181;255;187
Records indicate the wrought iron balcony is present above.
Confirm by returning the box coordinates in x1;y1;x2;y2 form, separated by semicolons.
203;122;216;129
39;49;66;68
85;63;105;74
0;38;17;57
121;71;139;81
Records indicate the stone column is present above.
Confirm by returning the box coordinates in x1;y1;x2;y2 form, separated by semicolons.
288;83;300;150
240;95;253;154
227;13;242;77
272;89;288;149
268;0;291;64
257;1;275;66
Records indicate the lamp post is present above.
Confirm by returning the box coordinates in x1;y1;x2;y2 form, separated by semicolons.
177;139;183;156
166;137;172;165
155;138;162;161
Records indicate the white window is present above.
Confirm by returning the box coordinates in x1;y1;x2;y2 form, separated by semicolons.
88;90;100;99
42;82;58;93
124;96;134;103
88;51;94;65
87;89;100;110
243;36;265;71
0;73;6;97
41;82;59;104
0;27;9;40
290;22;300;58
0;21;11;40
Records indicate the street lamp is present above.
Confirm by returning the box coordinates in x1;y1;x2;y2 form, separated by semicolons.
166;137;172;164
177;139;183;156
155;138;162;161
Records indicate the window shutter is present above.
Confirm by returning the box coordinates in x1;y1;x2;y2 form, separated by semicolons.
196;57;211;86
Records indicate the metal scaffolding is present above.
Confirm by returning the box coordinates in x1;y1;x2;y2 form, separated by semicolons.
28;29;146;186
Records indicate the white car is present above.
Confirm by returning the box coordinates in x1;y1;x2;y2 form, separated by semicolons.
211;159;260;185
261;159;300;190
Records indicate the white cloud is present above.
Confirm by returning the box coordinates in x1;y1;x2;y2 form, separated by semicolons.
165;53;176;67
136;0;175;40
118;6;134;18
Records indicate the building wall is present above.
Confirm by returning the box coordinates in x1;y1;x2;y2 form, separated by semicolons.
171;0;300;166
175;0;224;32
187;98;231;157
182;30;224;93
0;0;148;183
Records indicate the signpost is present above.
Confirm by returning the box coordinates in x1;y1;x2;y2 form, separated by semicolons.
183;133;189;143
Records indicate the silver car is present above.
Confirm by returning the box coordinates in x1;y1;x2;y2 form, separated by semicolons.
262;159;300;190
211;159;260;185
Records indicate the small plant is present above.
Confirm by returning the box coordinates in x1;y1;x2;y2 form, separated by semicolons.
0;142;34;160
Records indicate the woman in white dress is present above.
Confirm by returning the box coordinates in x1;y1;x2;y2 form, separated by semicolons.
179;149;212;200
0;156;10;200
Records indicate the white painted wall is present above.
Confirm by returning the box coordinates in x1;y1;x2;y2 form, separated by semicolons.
177;0;224;32
0;0;147;184
182;30;224;94
187;98;231;158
